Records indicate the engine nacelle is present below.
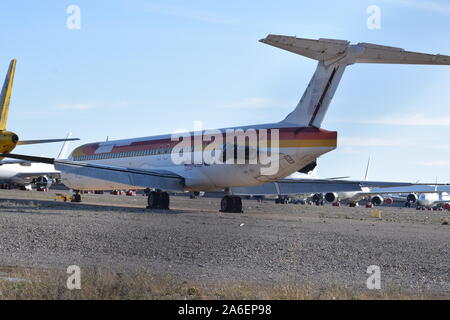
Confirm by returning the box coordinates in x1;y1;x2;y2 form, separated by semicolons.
35;176;52;191
325;192;339;203
384;197;394;205
371;195;384;206
406;193;418;203
0;131;19;157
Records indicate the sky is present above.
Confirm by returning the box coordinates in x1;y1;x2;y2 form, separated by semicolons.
1;0;450;182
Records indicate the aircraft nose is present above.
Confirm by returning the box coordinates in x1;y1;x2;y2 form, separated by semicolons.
11;134;19;143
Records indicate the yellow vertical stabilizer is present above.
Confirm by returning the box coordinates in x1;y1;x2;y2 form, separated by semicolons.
0;59;16;130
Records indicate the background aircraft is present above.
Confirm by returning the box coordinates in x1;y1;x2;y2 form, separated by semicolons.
0;133;73;190
254;158;450;207
385;184;450;209
4;35;450;212
415;192;450;209
313;158;400;206
0;59;78;160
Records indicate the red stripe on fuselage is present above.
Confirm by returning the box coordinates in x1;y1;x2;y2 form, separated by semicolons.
71;127;337;157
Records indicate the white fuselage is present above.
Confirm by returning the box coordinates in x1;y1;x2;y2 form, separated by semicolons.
0;162;58;185
61;125;337;191
417;192;450;207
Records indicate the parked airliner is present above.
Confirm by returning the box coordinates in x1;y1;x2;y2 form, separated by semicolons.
4;35;450;212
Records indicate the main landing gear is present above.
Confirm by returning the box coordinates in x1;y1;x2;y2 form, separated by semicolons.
147;190;170;210
275;195;290;204
220;195;243;213
71;190;82;202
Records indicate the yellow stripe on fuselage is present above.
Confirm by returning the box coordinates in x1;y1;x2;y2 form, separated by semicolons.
279;139;337;148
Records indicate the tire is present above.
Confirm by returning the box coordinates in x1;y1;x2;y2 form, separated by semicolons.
221;196;233;212
159;192;170;209
72;193;82;202
232;196;242;213
147;191;159;209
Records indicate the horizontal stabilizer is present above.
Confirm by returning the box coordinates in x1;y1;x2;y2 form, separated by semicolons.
260;35;450;65
17;138;80;145
261;34;450;127
260;36;350;63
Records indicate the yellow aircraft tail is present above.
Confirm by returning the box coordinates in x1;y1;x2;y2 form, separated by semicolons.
0;59;16;131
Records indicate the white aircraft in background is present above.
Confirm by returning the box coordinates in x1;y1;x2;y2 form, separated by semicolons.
270;164;350;204
4;35;450;212
0;134;73;190
416;192;450;209
315;158;396;207
386;183;450;209
282;158;440;207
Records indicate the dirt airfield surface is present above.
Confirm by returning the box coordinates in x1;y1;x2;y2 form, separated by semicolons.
0;189;448;298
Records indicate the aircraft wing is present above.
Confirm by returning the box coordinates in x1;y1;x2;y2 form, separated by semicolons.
0;159;31;165
1;153;447;195
230;179;448;196
232;179;364;195
0;153;185;192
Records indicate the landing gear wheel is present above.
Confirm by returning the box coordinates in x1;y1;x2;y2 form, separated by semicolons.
232;196;243;213
147;191;170;210
159;192;170;209
220;195;243;213
71;193;82;203
221;195;233;212
276;196;289;204
147;191;159;209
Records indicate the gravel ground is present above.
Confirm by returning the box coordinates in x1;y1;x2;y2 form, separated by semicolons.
0;189;448;297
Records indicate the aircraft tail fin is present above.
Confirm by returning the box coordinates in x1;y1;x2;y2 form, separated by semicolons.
260;35;450;127
0;59;17;131
364;157;371;181
57;132;73;159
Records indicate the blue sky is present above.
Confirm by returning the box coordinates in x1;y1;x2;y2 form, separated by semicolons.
1;0;450;182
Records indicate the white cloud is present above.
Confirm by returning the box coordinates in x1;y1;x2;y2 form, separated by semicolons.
55;103;95;110
338;114;450;126
222;98;279;109
339;136;450;150
385;0;450;14
339;137;414;147
417;160;450;167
